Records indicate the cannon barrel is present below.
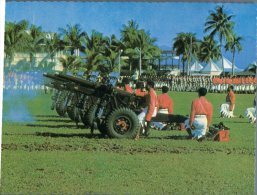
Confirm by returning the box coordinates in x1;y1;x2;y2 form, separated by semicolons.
54;74;134;98
55;73;97;89
43;73;70;82
45;72;137;99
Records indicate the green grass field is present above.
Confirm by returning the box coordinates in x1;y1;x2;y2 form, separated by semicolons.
1;91;255;194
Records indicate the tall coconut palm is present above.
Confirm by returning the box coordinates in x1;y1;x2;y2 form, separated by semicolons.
121;20;161;75
204;5;234;75
44;32;65;62
198;36;221;63
225;33;243;76
121;20;140;73
172;32;198;75
103;34;125;73
26;24;45;68
59;55;83;73
134;30;161;75
4;20;29;67
59;24;86;56
82;30;108;71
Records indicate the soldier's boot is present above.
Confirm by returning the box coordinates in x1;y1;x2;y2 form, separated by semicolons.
143;122;151;137
186;128;193;139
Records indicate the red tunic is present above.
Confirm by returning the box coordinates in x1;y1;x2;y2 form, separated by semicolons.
212;77;217;84
135;89;147;97
190;96;213;128
226;78;232;85
145;88;158;122
157;93;173;114
124;84;133;93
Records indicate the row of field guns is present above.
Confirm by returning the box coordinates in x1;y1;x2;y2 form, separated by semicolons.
44;71;144;139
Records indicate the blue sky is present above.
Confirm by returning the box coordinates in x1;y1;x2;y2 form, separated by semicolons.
5;2;257;69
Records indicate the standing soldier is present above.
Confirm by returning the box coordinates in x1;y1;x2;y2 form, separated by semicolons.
249;76;255;93
217;76;222;93
122;78;133;93
241;76;245;94
137;80;158;138
134;81;147;97
245;76;250;94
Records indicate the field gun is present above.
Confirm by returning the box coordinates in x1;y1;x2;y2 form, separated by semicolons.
46;72;143;138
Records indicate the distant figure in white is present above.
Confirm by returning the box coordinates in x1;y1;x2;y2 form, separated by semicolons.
245;95;256;123
220;86;235;118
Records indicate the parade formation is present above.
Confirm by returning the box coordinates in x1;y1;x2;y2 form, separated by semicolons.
4;70;256;94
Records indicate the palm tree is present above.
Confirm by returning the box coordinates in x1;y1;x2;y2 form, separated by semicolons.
134;30;161;75
44;32;65;62
103;34;125;72
59;24;86;56
121;20;140;73
225;33;242;76
172;32;198;75
4;20;29;67
121;20;161;75
26;24;45;68
82;30;108;71
198;36;221;63
204;5;234;75
59;55;83;73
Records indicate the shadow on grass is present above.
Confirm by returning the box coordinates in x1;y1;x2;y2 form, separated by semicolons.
149;135;190;140
36;119;73;123
35;115;65;118
35;132;105;139
26;123;84;129
226;121;249;124
156;135;189;140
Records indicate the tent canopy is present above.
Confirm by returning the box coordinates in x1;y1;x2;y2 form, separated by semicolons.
201;60;222;76
216;56;242;72
190;61;203;72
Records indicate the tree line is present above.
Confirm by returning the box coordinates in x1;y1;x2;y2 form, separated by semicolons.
4;5;242;76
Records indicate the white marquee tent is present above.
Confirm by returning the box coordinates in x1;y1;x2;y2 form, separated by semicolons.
201;60;222;76
216;57;242;72
190;61;203;72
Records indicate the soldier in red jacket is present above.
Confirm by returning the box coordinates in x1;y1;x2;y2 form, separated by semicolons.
137;80;158;138
122;77;133;93
152;86;173;130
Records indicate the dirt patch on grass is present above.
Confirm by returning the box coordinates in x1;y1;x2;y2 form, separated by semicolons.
2;142;254;156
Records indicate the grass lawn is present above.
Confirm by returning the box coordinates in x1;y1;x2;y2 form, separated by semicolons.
1;90;255;194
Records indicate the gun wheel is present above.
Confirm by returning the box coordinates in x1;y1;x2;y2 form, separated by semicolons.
106;107;139;139
114;116;132;133
55;103;67;117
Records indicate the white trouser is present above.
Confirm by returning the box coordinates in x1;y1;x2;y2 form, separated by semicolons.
185;115;207;139
220;103;234;118
245;107;256;123
152;109;169;130
138;107;157;127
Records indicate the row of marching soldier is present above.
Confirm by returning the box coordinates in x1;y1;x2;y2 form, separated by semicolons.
137;75;256;94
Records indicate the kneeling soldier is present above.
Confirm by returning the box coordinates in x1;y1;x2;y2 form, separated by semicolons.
185;87;213;140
